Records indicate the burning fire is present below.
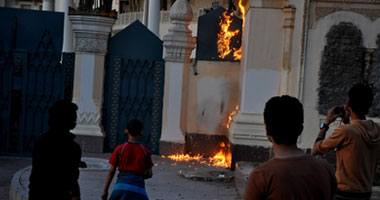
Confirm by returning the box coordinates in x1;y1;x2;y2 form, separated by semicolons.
217;0;246;61
217;11;240;59
233;0;246;60
164;142;232;168
167;154;203;163
226;105;239;129
209;143;232;168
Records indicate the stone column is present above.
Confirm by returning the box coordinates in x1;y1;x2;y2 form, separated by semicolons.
228;0;290;162
57;0;74;52
42;0;54;11
160;0;196;155
148;0;160;36
69;15;115;152
280;5;296;95
143;0;149;26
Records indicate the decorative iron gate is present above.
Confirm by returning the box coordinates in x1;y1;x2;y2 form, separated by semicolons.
103;21;164;154
0;8;74;154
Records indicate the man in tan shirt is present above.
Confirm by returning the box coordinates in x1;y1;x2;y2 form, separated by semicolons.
244;96;337;200
314;84;380;200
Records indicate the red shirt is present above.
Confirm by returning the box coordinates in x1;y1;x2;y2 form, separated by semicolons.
109;142;153;175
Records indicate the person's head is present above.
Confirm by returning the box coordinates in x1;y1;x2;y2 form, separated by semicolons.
48;100;78;130
347;83;373;117
264;95;304;146
125;119;143;137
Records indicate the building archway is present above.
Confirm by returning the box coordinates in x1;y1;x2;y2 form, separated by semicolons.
318;22;365;115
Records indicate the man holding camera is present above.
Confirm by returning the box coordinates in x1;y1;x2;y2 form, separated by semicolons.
314;84;380;200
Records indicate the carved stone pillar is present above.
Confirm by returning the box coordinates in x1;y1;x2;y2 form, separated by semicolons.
69;15;115;152
160;0;196;155
280;5;296;95
228;0;292;163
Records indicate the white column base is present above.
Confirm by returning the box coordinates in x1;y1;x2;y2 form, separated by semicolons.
228;112;270;147
73;124;103;137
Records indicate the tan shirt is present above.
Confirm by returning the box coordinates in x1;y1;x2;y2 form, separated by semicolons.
314;120;380;193
244;155;336;200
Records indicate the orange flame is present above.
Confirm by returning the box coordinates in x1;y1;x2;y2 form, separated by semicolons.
217;11;240;59
233;0;246;60
209;142;232;168
209;149;232;168
226;105;239;129
167;154;203;162
165;143;232;168
217;0;246;61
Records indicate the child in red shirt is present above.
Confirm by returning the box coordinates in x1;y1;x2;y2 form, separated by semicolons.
102;119;153;200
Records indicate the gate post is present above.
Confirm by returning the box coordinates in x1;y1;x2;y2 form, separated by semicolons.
160;0;196;155
69;15;115;153
228;1;294;166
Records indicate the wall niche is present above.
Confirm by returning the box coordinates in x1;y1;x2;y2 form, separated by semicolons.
318;22;365;115
368;35;380;117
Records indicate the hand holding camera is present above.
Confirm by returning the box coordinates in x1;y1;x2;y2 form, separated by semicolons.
325;105;350;125
333;106;345;118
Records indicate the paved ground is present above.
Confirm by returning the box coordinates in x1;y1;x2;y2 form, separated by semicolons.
0;157;32;200
1;154;241;200
3;154;380;200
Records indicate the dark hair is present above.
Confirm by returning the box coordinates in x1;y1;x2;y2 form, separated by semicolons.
48;100;78;129
348;83;373;117
127;119;143;136
264;95;304;145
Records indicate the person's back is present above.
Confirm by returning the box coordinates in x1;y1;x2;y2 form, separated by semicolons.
110;142;151;175
340;120;380;192
29;130;81;199
102;119;153;200
314;84;380;199
244;96;336;200
245;155;335;200
315;120;380;193
29;100;81;200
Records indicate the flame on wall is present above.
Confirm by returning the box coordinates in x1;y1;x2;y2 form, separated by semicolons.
226;105;239;128
217;11;240;59
217;0;246;61
232;0;246;60
164;142;232;168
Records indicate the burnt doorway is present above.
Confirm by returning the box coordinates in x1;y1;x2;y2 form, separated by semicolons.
103;20;164;154
0;8;75;155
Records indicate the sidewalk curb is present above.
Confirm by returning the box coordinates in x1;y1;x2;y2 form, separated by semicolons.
10;166;30;200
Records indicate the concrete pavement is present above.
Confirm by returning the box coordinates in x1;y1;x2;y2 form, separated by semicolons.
4;154;380;200
1;154;241;200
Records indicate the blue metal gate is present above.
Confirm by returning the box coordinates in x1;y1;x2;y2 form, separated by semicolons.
0;8;74;154
103;21;164;154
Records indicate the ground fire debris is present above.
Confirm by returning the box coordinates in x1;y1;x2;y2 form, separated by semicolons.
180;170;234;183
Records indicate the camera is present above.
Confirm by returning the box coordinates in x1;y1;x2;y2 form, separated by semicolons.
333;106;345;117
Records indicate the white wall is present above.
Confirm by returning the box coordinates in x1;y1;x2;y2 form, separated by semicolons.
184;61;241;136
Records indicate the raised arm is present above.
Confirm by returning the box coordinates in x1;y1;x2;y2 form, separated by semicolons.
314;107;349;155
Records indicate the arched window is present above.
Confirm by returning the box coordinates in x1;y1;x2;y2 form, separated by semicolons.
318;22;365;115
